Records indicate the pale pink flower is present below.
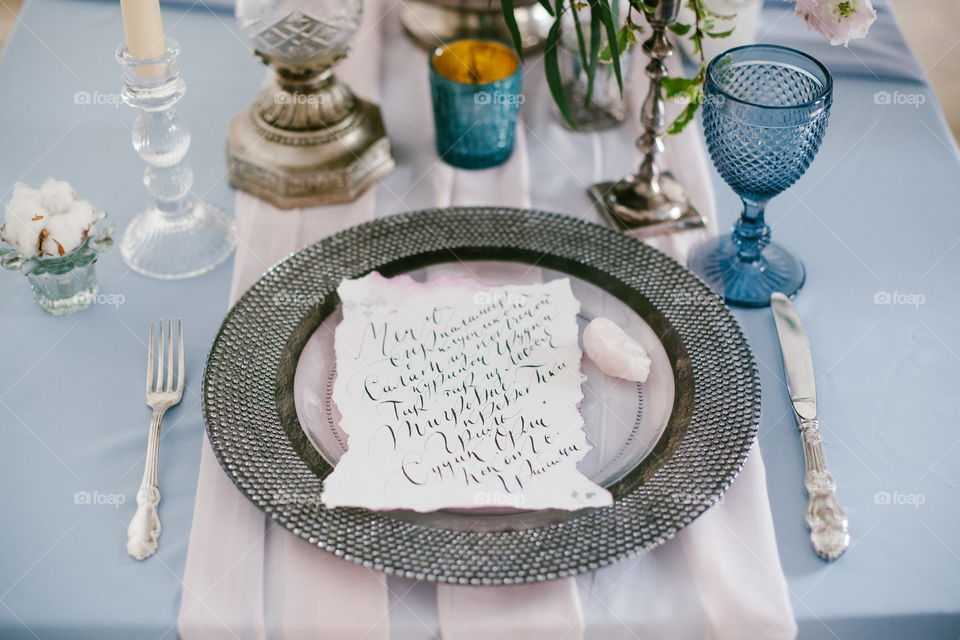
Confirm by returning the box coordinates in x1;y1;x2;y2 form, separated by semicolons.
793;0;877;46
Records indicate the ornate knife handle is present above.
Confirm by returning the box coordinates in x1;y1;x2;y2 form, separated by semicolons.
799;418;850;561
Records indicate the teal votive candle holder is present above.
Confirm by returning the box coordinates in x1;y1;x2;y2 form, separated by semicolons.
429;39;523;170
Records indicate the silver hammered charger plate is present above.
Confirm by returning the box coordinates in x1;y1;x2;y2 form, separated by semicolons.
203;207;760;584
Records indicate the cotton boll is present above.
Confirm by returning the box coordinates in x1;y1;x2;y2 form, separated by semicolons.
4;215;46;258
9;183;41;208
3;185;46;258
39;178;77;215
44;213;86;256
3;181;98;257
40;231;64;257
582;317;651;383
5;184;44;225
66;199;98;232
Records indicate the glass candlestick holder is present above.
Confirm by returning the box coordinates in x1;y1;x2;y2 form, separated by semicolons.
116;40;236;279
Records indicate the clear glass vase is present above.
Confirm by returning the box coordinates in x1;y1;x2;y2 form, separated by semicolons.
556;8;630;131
1;213;114;315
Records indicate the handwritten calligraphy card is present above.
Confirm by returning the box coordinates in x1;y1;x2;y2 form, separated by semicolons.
320;272;613;512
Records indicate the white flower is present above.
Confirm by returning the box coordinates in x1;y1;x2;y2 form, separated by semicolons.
2;180;98;258
793;0;877;46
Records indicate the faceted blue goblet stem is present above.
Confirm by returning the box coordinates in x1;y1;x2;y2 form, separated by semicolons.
732;198;771;262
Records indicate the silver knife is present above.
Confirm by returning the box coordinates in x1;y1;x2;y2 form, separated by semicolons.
770;292;850;561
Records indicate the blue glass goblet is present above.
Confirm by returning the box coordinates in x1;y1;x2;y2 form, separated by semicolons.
688;45;832;307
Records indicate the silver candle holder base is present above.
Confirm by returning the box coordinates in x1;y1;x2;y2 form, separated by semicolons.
227;74;393;209
589;0;705;239
228;11;394;209
589;173;704;238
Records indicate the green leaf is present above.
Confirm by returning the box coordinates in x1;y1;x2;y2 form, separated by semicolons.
704;8;736;20
663;65;707;134
692;0;735;20
569;0;590;77
598;24;631;63
598;0;623;90
661;76;698;98
667;100;700;135
598;43;611;63
586;3;602;103
537;0;556;16
705;28;735;38
669;23;692;36
545;9;576;128
685;0;707;62
500;0;525;59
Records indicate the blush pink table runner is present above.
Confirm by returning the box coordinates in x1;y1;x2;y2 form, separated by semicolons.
178;1;797;637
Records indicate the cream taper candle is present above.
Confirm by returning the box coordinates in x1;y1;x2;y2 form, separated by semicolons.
120;0;165;60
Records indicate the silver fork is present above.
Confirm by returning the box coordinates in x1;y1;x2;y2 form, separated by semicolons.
127;319;184;560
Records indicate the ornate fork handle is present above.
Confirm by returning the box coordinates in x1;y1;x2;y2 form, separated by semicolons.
127;407;166;560
127;319;183;560
800;418;850;560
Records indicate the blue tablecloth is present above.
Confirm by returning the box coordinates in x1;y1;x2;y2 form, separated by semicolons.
0;1;958;638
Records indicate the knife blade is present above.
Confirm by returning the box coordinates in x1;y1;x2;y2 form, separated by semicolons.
770;292;818;422
770;292;850;561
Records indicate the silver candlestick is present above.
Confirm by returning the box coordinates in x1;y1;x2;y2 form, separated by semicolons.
589;0;705;238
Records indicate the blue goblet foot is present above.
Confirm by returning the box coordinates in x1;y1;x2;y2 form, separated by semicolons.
688;235;805;307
